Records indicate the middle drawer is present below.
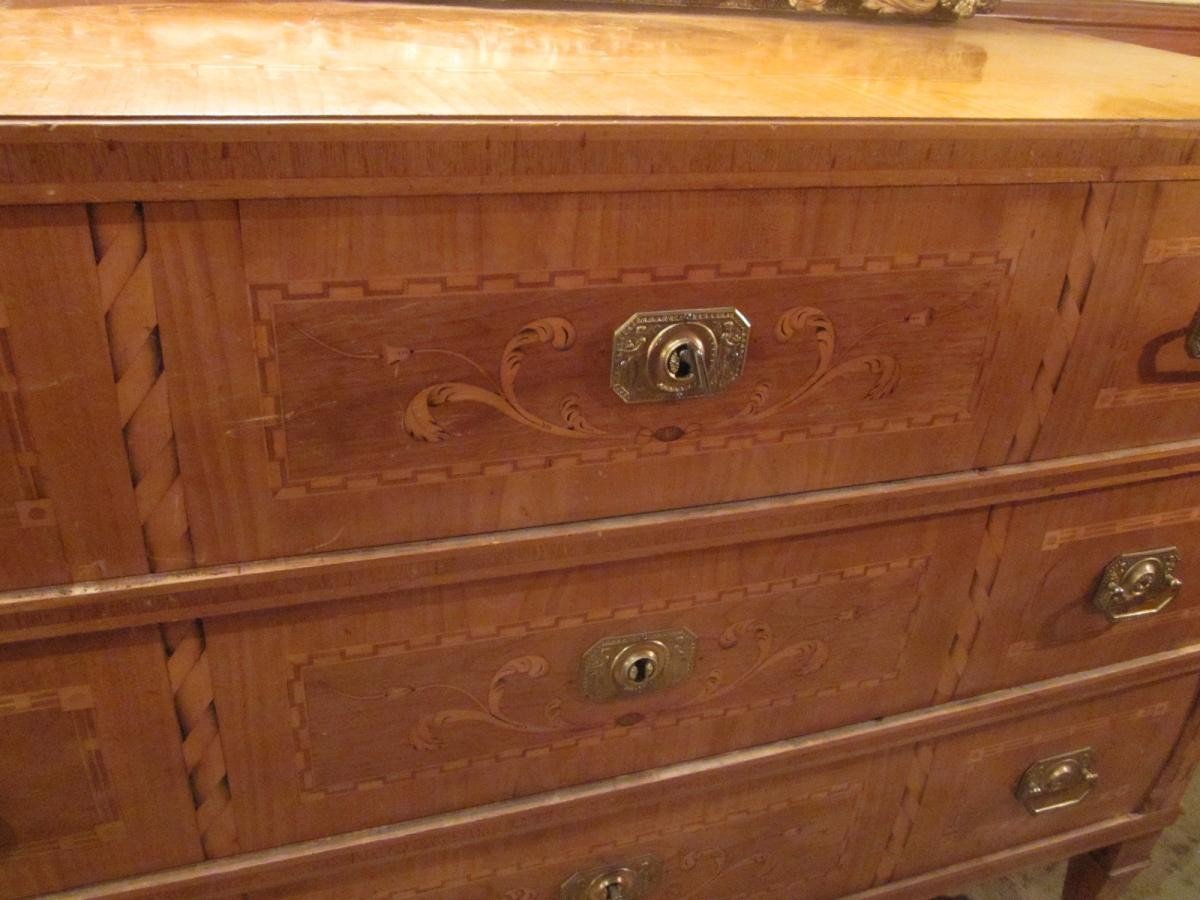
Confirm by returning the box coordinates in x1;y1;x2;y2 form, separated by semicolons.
205;510;984;850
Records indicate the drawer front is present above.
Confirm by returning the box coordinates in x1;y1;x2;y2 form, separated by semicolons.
957;473;1200;696
206;511;984;850
150;185;1082;563
1036;182;1200;459
0;205;148;589
0;630;201;896
897;674;1197;877
252;749;910;900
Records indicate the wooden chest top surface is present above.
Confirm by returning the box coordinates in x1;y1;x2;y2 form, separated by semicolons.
0;1;1199;124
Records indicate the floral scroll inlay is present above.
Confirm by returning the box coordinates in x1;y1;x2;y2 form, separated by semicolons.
326;621;832;752
293;304;903;447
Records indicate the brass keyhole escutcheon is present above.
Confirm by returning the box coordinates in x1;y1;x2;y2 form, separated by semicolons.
611;308;750;403
1092;547;1182;621
560;858;663;900
579;629;696;702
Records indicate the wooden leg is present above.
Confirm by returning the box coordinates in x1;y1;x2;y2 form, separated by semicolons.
1061;832;1161;900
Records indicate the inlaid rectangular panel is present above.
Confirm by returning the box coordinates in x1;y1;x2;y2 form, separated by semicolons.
0;629;202;896
1036;181;1200;458
205;510;984;851
250;748;909;900
150;185;1082;563
896;674;1198;877
955;472;1200;697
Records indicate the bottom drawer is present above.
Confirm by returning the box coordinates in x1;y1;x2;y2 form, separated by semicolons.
252;748;911;900
246;669;1198;899
897;675;1198;877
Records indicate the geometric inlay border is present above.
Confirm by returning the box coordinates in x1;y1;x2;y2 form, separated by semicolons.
287;554;929;799
1041;504;1200;551
252;251;1014;498
0;685;124;857
355;779;864;897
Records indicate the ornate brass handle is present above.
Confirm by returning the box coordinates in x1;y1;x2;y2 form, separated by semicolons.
611;308;750;403
1092;547;1182;621
1016;749;1099;815
580;629;696;702
560;857;663;900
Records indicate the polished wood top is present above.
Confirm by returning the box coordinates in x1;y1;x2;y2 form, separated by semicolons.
0;2;1198;124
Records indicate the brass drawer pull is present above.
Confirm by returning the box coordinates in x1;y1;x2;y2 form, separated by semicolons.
561;857;663;900
580;629;696;702
1092;547;1182;621
1016;748;1099;815
611;308;750;403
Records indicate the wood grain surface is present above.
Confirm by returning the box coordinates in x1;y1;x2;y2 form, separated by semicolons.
895;676;1199;877
0;3;1199;122
1035;182;1200;459
5;438;1200;645
997;0;1200;56
959;472;1200;696
153;185;1082;563
31;650;1200;899
0;205;148;590
0;628;202;895
0;5;1198;897
205;511;983;850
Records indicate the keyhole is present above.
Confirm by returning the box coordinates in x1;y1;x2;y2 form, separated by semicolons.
628;655;656;684
666;344;694;380
604;882;624;900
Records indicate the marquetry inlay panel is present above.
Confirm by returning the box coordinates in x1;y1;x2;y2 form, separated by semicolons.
88;202;195;574
248;751;908;900
206;511;983;850
1035;181;1200;458
896;676;1198;876
251;252;1007;498
0;684;123;858
286;555;928;799
0;630;203;896
955;473;1200;696
148;185;1081;562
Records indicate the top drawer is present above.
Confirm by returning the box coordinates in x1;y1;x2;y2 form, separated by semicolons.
149;185;1082;563
1036;182;1200;458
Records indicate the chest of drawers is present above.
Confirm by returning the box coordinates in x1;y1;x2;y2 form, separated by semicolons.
2;3;1200;898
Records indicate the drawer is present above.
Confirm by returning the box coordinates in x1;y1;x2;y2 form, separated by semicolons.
1037;182;1200;459
252;747;911;900
235;664;1194;900
897;674;1198;877
205;510;985;850
149;184;1083;563
0;629;202;896
957;473;1200;696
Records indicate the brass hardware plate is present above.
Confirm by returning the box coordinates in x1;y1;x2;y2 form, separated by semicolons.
1015;748;1099;815
560;857;663;900
580;628;696;702
611;308;750;403
1092;547;1182;621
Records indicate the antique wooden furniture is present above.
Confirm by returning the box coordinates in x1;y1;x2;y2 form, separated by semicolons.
997;0;1200;57
3;3;1200;898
